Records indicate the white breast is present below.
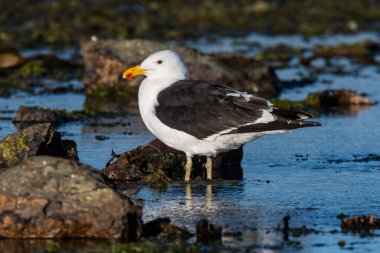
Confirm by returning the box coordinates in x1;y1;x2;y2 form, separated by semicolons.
138;78;204;155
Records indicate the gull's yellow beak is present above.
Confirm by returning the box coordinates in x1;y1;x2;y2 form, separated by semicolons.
122;65;148;79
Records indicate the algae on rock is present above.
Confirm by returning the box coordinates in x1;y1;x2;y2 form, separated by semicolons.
0;123;78;169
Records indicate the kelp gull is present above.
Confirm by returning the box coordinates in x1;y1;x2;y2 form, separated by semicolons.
123;50;321;181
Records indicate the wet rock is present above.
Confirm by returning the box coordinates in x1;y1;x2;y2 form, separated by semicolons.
104;139;243;182
0;156;142;239
0;51;25;69
196;219;222;244
12;106;98;130
80;38;280;97
143;218;192;240
291;225;318;238
319;89;376;106
340;214;380;235
0;123;78;169
280;215;318;240
12;106;68;129
272;89;376;112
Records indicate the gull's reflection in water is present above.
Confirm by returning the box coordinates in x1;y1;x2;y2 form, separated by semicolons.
185;183;214;209
179;180;246;224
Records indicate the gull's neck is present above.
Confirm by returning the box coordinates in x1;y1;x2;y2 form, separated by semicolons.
138;76;186;114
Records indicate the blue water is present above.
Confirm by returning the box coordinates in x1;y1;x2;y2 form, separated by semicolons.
1;33;380;252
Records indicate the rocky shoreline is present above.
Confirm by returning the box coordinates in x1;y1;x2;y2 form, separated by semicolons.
1;26;380;251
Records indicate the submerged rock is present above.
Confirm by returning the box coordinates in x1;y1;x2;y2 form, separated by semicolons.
104;139;243;182
0;123;77;169
80;38;280;97
0;156;142;239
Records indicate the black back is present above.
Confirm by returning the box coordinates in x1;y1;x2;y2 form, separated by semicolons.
155;80;320;139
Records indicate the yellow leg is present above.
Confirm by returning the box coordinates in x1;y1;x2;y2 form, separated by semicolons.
185;155;192;182
206;183;213;207
206;157;213;180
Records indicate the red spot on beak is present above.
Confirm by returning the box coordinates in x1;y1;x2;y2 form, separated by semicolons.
127;73;133;79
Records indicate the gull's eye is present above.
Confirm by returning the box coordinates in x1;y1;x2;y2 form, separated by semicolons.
157;60;163;64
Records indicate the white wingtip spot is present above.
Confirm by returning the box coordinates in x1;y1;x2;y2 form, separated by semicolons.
297;113;310;120
254;110;276;124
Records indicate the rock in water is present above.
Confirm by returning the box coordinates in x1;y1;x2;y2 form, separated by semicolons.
80;39;280;97
0;156;142;239
196;219;222;244
340;214;380;235
0;51;25;69
104;139;243;182
0;123;78;169
12;106;88;130
319;89;376;106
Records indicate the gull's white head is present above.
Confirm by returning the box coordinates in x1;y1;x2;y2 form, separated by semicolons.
123;50;188;80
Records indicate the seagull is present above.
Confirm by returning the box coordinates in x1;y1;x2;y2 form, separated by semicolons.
123;50;321;182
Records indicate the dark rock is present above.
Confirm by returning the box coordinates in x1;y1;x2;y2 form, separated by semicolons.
319;89;376;106
340;214;380;235
196;219;222;244
0;123;78;169
104;139;243;182
80;38;280;97
12;106;89;130
13;106;58;124
338;240;346;248
282;215;290;240
280;215;318;239
143;218;192;240
143;218;171;238
95;135;109;141
0;156;143;239
291;225;318;237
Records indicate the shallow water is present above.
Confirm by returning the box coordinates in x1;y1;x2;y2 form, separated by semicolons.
186;31;380;55
1;33;380;252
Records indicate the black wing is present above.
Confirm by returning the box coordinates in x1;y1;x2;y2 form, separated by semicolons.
155;80;320;139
